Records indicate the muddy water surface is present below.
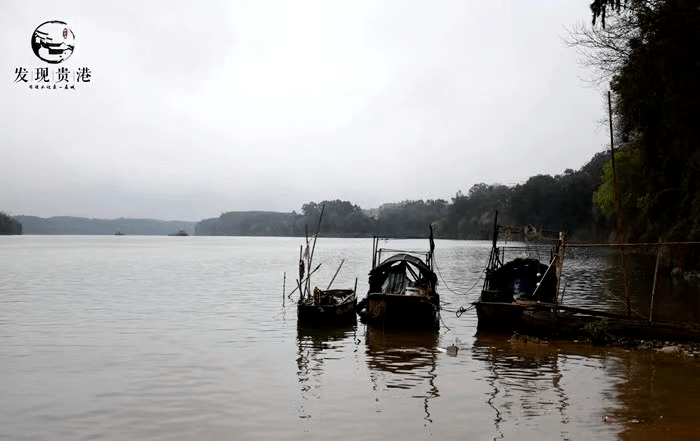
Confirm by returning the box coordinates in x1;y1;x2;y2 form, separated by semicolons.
1;236;699;440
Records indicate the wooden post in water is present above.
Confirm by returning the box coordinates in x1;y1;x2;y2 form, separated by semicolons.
608;91;632;316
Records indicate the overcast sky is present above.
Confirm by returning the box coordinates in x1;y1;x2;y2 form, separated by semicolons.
1;1;609;221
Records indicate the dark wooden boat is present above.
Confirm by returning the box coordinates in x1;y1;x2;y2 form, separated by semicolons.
298;288;356;325
358;228;440;329
295;205;357;326
474;212;566;332
472;214;700;343
520;304;700;342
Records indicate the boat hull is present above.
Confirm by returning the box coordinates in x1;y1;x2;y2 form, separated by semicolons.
362;293;440;329
297;301;357;325
297;289;357;326
474;300;530;331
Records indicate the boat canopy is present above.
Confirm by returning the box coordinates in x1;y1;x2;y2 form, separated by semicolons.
368;253;437;293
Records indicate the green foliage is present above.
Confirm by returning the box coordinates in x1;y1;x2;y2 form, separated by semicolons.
195;156;614;239
584;318;609;341
593;150;646;222
444;153;611;240
375;199;447;238
300;200;373;236
0;212;22;235
593;0;700;241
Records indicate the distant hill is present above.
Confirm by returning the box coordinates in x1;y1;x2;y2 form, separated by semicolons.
195;211;297;236
16;216;196;236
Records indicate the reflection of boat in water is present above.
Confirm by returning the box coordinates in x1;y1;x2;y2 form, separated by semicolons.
358;228;440;329
364;327;439;373
364;327;439;423
296;323;357;420
471;331;576;439
297;323;357;350
474;212;566;332
473;331;700;439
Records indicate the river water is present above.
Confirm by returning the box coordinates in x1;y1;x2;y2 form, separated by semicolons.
1;236;699;440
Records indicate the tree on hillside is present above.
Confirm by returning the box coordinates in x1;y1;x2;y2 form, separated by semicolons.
0;212;22;234
376;199;448;237
299;200;373;236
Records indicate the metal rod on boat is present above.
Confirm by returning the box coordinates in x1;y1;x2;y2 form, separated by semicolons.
354;278;358;297
326;259;345;290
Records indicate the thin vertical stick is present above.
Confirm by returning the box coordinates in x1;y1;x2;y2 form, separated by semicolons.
649;243;662;324
298;245;304;298
609;91;632;316
283;272;286;305
307;205;325;295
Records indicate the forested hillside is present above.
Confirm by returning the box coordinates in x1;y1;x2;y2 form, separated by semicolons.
581;0;700;241
16;216;195;235
196;152;611;240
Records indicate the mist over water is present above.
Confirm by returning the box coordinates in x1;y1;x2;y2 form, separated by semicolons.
1;236;699;440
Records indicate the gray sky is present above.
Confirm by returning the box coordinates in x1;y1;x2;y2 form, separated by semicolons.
1;1;608;221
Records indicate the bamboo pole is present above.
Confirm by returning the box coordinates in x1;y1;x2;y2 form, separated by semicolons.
289;263;323;298
306;205;325;296
326;259;345;290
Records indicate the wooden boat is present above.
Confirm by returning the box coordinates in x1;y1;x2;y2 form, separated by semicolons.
298;288;356;325
520;304;700;342
474;212;566;331
295;205;357;326
473;213;700;343
358;228;440;329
